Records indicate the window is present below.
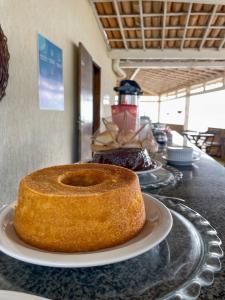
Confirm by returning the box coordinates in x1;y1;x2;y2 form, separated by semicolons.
177;89;186;98
139;96;159;123
205;80;223;91
160;97;185;125
160;98;185;125
189;89;225;131
190;84;204;94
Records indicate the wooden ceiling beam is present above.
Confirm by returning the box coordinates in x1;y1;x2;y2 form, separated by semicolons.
219;37;225;50
98;12;225;18
109;37;223;41
159;73;224;94
141;87;159;96
136;68;225;95
138;73;191;82
138;76;184;82
199;5;218;49
92;0;225;5
138;0;145;50
112;0;128;49
161;1;167;50
139;71;224;81
139;73;205;82
105;26;225;31
89;0;111;50
130;68;140;79
120;60;225;68
181;3;193;50
109;49;225;59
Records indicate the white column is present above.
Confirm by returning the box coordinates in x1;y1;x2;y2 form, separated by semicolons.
184;87;190;131
158;95;161;123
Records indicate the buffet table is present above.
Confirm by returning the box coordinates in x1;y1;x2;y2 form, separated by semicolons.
0;132;225;299
154;132;225;299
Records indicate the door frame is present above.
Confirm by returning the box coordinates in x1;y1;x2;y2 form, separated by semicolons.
92;62;101;134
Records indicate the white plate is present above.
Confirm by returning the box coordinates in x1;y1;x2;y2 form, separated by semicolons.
135;160;162;174
0;290;49;300
0;194;172;268
162;155;200;166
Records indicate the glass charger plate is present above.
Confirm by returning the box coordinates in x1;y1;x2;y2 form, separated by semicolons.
0;198;222;300
138;165;183;189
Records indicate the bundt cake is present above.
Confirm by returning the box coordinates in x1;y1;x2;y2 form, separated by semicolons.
92;148;156;171
14;163;145;252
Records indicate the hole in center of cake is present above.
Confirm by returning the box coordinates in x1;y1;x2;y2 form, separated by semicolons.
59;170;105;187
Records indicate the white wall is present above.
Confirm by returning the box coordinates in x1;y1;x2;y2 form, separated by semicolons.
0;0;116;204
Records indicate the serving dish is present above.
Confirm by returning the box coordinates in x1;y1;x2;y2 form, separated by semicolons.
85;159;162;174
138;165;183;189
0;194;172;268
135;159;162;174
0;197;222;300
162;155;200;166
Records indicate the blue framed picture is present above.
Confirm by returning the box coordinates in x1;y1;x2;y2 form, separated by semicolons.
38;33;64;111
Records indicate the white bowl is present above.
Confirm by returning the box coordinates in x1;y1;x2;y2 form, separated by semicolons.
167;146;193;162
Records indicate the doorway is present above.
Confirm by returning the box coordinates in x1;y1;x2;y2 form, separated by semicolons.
77;43;101;161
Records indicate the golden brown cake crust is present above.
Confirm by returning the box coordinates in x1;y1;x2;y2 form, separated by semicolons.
14;163;146;252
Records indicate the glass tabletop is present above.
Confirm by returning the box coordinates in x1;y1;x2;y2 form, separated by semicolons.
0;197;222;300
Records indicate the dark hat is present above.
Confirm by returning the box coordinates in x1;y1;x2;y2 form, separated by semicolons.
114;80;143;95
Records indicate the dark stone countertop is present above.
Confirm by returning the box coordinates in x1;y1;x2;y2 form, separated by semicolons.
0;132;225;299
153;133;225;300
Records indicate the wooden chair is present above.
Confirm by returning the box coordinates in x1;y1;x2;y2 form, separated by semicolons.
201;130;222;157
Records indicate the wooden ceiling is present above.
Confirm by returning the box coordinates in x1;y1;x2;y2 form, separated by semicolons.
90;1;225;94
91;0;225;50
124;67;225;94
